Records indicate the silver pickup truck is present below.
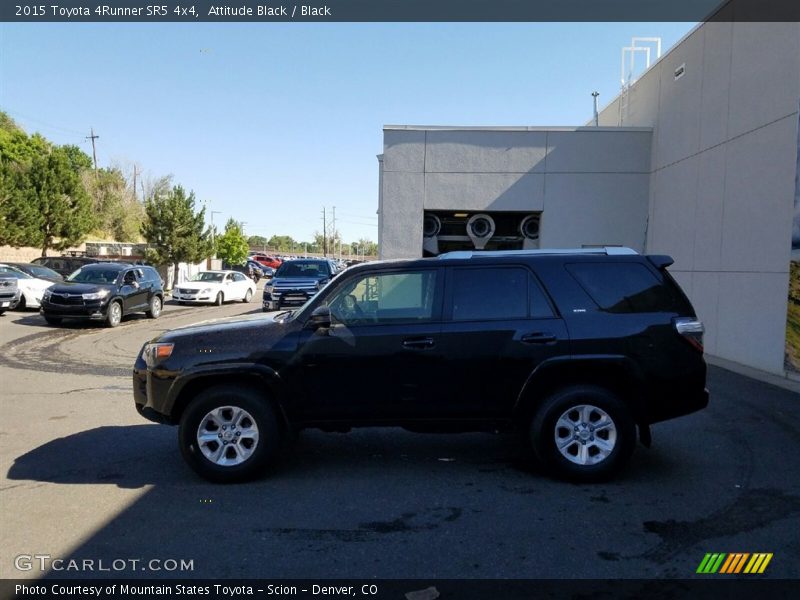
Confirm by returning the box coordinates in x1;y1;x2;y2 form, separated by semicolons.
0;276;20;315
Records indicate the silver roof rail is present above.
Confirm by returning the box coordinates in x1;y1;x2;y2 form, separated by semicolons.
437;247;639;260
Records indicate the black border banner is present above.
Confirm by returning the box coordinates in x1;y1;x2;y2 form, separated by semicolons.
2;579;800;600
2;0;800;23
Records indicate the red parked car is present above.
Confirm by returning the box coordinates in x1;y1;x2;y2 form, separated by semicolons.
249;254;282;270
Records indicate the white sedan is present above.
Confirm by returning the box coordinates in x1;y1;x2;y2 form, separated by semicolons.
0;264;54;309
172;270;256;306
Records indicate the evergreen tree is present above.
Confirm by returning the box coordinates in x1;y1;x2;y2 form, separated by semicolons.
141;185;213;288
22;146;94;255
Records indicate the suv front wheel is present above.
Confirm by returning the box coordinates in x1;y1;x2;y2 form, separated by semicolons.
105;300;123;328
178;385;281;483
530;385;635;483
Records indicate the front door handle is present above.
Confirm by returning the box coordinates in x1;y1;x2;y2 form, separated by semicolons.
402;337;435;350
520;332;557;344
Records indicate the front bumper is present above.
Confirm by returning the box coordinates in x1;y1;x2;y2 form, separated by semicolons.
262;289;317;309
133;354;178;425
173;291;215;304
40;297;108;320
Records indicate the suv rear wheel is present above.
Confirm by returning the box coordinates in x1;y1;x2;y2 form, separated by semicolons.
178;385;281;483
530;385;635;483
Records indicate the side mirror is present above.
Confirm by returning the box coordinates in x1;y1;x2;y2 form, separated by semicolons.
307;305;331;329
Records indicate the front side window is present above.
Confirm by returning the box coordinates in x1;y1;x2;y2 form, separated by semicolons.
327;270;438;325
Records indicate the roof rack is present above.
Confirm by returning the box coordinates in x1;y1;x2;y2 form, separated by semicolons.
437;247;638;260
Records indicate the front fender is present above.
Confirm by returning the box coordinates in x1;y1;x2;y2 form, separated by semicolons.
160;363;285;424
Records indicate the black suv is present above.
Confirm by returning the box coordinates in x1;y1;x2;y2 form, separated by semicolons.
42;263;164;327
133;248;708;483
262;258;337;311
31;256;105;278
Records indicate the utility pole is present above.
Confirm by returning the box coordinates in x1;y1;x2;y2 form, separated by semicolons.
86;128;99;175
592;91;600;126
132;165;139;201
322;207;327;257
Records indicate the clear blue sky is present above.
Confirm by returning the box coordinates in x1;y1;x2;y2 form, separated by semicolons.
0;22;695;244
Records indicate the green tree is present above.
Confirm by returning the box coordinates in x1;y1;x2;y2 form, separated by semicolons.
0;113;55;247
141;185;213;288
13;146;95;255
217;218;249;266
267;234;298;252
247;235;268;248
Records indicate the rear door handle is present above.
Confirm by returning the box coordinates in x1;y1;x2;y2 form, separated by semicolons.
520;332;557;344
402;337;435;350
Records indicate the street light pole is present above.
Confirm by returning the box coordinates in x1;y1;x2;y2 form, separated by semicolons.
210;211;222;245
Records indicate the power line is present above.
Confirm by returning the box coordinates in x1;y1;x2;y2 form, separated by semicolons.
4;109;87;136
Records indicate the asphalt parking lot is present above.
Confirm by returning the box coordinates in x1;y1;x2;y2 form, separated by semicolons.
1;287;799;580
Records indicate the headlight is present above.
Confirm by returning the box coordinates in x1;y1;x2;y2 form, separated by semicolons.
201;287;212;294
144;342;174;368
43;289;52;300
82;289;110;300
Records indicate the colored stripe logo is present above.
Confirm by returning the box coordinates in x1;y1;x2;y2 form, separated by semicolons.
697;553;773;574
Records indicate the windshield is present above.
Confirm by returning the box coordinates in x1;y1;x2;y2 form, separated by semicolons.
275;262;330;278
67;268;119;284
28;266;60;279
0;266;32;279
191;272;225;283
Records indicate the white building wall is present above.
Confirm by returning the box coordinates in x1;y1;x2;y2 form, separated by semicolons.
380;126;653;260
598;20;800;375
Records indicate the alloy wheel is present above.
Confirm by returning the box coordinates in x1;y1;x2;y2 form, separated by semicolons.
553;404;617;466
196;406;260;467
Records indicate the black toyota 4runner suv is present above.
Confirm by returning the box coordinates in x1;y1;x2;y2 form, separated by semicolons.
134;248;708;483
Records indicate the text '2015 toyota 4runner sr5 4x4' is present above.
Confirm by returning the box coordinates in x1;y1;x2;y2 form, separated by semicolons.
133;248;708;483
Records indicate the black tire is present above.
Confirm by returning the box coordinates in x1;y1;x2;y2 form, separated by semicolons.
105;300;123;328
146;295;162;319
16;295;26;310
243;289;253;303
530;385;635;483
44;315;62;325
215;292;224;307
178;385;282;483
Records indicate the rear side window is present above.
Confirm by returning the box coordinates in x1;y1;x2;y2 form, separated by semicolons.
451;267;528;321
566;262;681;314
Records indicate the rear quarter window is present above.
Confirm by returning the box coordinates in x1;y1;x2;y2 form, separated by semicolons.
566;262;684;314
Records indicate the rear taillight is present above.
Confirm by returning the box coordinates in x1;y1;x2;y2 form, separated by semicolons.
674;317;704;352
